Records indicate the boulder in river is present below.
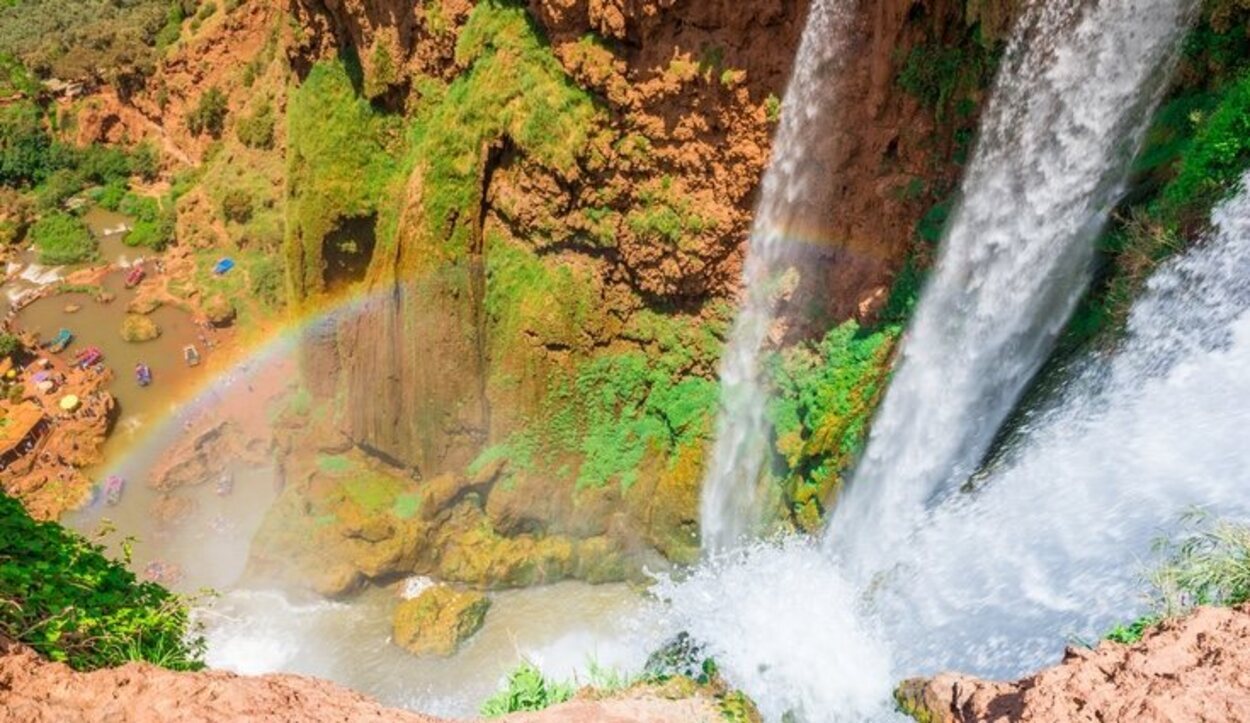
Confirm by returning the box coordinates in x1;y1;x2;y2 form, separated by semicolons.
391;584;490;657
120;313;161;342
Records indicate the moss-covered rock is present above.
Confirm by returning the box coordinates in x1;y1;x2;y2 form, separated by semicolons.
204;294;236;327
120;314;161;342
391;584;490;657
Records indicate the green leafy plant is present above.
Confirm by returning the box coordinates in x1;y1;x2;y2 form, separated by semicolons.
480;662;575;716
0;493;205;671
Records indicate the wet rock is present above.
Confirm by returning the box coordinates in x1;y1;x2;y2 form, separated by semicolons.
120;314;161;343
311;564;363;599
391;584;490;657
205;294;236;327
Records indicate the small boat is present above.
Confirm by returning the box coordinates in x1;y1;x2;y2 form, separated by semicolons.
74;346;103;369
45;328;73;353
183;345;201;367
215;472;233;497
135;363;152;387
124;264;145;288
103;475;125;506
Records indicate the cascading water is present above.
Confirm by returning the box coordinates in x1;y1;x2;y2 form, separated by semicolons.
699;0;856;552
826;0;1196;572
660;172;1250;721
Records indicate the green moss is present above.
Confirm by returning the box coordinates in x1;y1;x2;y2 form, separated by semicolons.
285;50;401;298
767;321;898;529
396;0;602;258
625;175;715;251
895;31;1000;121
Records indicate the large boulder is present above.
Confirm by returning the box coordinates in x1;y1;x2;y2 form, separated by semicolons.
205;294;236;327
120;314;161;342
391;584;490;657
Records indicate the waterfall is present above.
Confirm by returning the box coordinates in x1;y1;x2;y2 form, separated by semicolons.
659;173;1250;722
699;0;857;552
825;0;1196;571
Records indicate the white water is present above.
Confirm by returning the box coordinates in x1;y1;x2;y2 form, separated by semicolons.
827;0;1196;572
662;172;1250;721
700;0;857;552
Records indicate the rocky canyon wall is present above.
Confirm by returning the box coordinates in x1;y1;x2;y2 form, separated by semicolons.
279;0;1024;574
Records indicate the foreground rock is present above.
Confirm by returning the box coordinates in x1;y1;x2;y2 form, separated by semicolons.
392;584;490;657
0;635;436;723
0;635;724;722
896;604;1250;722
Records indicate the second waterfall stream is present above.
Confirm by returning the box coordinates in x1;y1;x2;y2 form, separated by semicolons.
675;0;1209;720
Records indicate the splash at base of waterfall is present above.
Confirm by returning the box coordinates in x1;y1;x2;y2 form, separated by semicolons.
662;177;1250;722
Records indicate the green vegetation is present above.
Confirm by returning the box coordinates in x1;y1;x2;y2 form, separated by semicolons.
221;188;253;223
0;493;204;671
30;210;94;264
119;193;176;250
285;50;400;297
767;321;898;530
480;662;575;716
235;98;275;149
396;0;603;256
0;332;21;357
895;29;1000;121
626;176;715;251
187;86;228;137
1063;4;1250;350
0;0;187;91
1104;514;1250;645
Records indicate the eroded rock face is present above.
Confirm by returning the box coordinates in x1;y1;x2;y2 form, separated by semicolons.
278;0;1025;573
895;605;1250;723
392;584;491;657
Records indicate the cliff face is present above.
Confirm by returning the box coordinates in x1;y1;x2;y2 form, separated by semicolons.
281;0;1023;568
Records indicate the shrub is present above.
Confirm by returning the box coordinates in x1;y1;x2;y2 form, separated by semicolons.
30;211;95;264
187;87;228;137
480;662;574;717
0;332;21;357
0;493;204;670
221;188;253;223
249;255;284;306
130;142;160;181
234;99;275;149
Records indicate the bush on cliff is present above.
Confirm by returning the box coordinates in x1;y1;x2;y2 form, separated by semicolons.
0;493;204;671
